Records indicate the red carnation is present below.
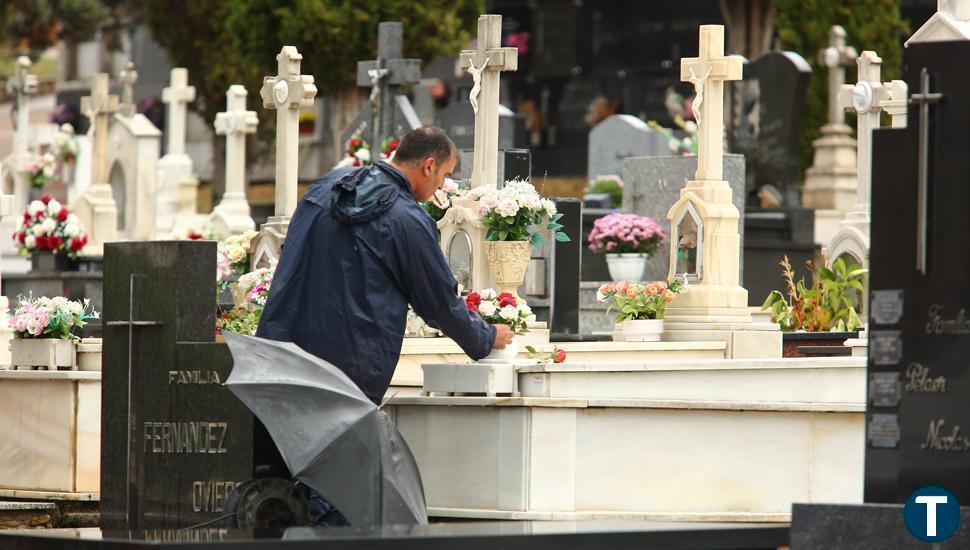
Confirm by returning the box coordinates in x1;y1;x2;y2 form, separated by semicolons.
22;212;29;223
352;160;361;167
348;137;361;149
57;208;68;222
16;232;25;244
498;292;517;308
388;139;400;151
465;292;482;311
40;195;51;205
47;236;62;250
188;231;204;240
34;210;44;220
35;235;48;250
553;348;567;364
70;237;84;251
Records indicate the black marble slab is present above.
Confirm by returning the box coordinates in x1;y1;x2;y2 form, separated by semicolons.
791;503;970;549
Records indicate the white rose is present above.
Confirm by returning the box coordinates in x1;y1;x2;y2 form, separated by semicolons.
64;224;79;238
518;303;532;317
478;300;497;316
495;198;520;218
442;178;459;194
24;234;35;248
480;288;497;300
227;247;246;263
541;199;557;217
355;148;371;162
67;213;79;225
32;224;46;236
499;305;519;320
28;200;44;215
42;218;57;234
47;199;62;215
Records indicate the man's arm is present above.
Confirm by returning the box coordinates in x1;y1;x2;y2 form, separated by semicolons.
388;210;497;360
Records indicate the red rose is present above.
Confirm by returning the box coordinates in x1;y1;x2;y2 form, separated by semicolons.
57;208;68;222
388;139;399;150
69;237;84;251
352;160;361;167
35;235;48;250
16;232;25;243
465;292;481;311
40;195;51;205
47;236;62;250
34;211;44;220
349;137;361;149
22;212;29;223
553;349;567;364
498;292;517;308
188;231;204;240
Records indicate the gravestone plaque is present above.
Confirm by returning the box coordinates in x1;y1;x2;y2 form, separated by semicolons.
101;241;257;529
436;98;525;151
867;40;970;504
609;154;745;284
728;51;812;207
587;114;669;181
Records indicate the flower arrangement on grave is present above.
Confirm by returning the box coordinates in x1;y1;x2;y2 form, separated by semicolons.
465;288;531;336
334;133;401;169
381;136;400;159
217;267;274;336
466;179;569;303
26;152;57;187
13;196;88;259
9;295;97;340
761;255;867;333
587;175;624;208
589;213;665;282
169;223;217;241
597;278;686;322
647;116;698;156
421;177;463;222
222;230;259;276
51;124;78;165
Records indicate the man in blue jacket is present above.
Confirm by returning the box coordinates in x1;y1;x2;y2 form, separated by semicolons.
257;127;514;405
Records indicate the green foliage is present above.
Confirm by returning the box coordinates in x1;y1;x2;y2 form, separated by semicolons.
217;307;261;336
588;177;623;208
0;0;109;56
761;255;868;332
772;0;909;176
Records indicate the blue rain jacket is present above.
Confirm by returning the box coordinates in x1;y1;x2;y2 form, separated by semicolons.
256;161;495;404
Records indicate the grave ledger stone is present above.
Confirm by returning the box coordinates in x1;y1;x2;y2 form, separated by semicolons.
101;241;270;529
866;39;970;504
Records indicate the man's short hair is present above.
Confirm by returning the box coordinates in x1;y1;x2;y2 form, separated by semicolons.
393;127;456;166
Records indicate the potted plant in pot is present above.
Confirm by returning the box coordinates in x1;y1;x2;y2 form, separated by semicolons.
588;213;665;282
8;295;97;370
587;175;624;208
467;179;569;302
598;278;686;341
14;195;88;272
761;255;868;357
465;288;532;362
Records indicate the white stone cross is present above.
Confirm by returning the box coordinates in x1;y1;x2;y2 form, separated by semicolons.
837;51;907;210
260;46;316;218
80;73;119;184
460;14;518;189
161;68;196;156
212;84;258;234
818;26;857;126
8;56;37;156
679;25;743;182
119;61;138;117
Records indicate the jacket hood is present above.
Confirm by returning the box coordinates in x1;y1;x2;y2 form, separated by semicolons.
331;162;413;225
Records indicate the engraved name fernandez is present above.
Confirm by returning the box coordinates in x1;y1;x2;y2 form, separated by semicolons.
925;304;970;335
904;363;947;393
143;421;228;454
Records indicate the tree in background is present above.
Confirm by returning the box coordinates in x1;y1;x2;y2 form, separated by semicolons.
0;0;110;58
772;0;909;176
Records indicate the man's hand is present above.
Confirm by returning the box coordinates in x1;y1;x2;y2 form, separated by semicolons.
492;324;515;349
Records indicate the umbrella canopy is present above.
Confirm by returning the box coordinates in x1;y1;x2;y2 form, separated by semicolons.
223;332;428;527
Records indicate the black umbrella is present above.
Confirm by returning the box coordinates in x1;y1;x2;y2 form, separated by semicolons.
223;332;428;527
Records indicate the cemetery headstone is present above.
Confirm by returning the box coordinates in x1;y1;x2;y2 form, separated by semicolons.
866;39;970;505
210;85;259;238
156;68;198;236
587;114;669;182
0;56;38;273
436;98;524;151
728;51;812;207
101;241;254;529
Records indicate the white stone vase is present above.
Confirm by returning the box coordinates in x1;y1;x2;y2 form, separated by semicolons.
76;337;102;371
10;338;78;370
484;240;532;302
479;338;520;363
620;319;664;342
605;253;648;282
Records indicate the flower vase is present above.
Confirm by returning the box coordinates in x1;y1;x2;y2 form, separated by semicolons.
11;338;78;370
619;319;664;342
484;241;532;303
31;253;79;272
605;253;648;282
479;338;520;363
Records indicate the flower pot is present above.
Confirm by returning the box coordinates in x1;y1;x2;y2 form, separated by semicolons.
619;319;664;342
10;338;77;370
31;252;79;272
605;253;648;282
484;241;532;302
479;338;520;363
76;338;102;371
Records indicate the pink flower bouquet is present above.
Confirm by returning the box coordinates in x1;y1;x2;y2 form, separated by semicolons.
9;295;97;340
597;278;686;322
587;213;665;255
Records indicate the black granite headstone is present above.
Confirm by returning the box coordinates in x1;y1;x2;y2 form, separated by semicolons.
867;40;970;504
728;51;812;207
436;97;526;151
457;149;532;186
550;199;581;339
742;207;816;307
101;241;257;529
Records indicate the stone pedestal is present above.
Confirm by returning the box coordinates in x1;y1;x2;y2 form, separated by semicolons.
71;183;118;256
802;123;858;213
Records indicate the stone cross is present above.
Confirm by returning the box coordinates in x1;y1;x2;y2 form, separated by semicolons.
119;62;138;117
161;68;196;156
211;85;258;235
459;14;518;189
679;25;743;182
837;51;907;210
940;0;970;19
8;56;37;156
356;22;421;150
910;68;943;274
818;26;857;126
80;73;120;184
260;46;317;218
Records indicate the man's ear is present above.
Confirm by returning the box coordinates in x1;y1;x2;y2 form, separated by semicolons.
423;156;435;176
